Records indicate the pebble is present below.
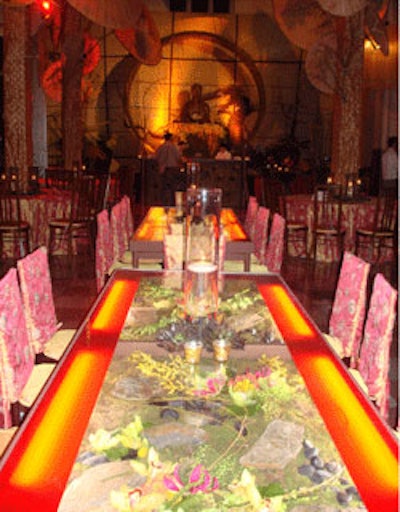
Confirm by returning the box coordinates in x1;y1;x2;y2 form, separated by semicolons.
325;461;339;473
336;491;351;505
310;456;324;469
310;471;325;484
234;420;248;436
298;464;315;478
160;408;180;421
304;446;318;459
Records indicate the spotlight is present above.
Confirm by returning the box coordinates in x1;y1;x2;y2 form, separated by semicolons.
39;0;53;20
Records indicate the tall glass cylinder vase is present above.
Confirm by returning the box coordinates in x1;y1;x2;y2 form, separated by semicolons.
184;188;222;321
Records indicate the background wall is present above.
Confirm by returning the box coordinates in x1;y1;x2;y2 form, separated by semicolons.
46;2;328;168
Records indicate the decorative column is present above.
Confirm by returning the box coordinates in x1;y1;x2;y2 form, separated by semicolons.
330;12;365;184
3;5;31;191
62;2;84;169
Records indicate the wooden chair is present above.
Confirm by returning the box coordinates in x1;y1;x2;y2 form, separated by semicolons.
0;170;30;264
263;176;287;215
324;252;370;367
48;173;97;266
17;246;75;361
45;168;75;190
310;185;345;261
355;187;397;263
350;273;397;421
280;193;308;257
0;268;55;428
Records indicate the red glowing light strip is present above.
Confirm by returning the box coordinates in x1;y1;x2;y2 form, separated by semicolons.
258;282;398;511
0;274;139;511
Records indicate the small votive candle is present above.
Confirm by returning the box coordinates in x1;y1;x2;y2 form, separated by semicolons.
184;340;203;364
212;338;231;363
327;176;333;184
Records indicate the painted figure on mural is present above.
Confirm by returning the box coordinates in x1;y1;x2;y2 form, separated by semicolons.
180;83;211;124
217;86;252;148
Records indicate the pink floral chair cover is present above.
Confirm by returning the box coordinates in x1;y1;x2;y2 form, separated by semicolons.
17;247;59;355
163;233;184;270
95;210;113;291
120;195;134;251
264;213;286;273
110;201;126;262
244;196;258;240
328;252;370;366
253;206;270;264
0;268;35;428
357;273;397;420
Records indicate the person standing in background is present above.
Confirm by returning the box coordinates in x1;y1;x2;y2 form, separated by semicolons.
155;132;181;174
381;136;398;191
155;132;182;205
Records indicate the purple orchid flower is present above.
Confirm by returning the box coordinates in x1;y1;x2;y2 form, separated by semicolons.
164;464;219;494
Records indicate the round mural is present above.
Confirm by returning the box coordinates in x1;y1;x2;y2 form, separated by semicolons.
125;31;266;157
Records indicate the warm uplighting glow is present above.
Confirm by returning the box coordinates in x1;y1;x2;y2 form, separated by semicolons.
10;351;99;488
310;356;397;491
258;279;398;510
91;279;138;332
259;283;314;339
364;38;381;51
135;207;248;243
39;0;53;18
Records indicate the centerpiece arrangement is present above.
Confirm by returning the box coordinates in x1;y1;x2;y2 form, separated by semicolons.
60;353;364;512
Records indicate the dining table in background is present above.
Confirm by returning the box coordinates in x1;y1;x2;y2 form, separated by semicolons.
2;188;71;257
131;206;254;270
284;194;394;262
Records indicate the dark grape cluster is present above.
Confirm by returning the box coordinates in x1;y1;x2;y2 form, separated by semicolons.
297;439;363;508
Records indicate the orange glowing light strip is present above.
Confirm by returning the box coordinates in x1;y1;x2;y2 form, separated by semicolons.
258;281;398;511
221;209;247;240
134;207;167;240
260;284;314;339
92;279;137;332
10;351;99;488
311;356;397;490
0;272;139;511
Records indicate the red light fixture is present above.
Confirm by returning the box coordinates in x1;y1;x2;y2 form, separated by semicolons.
39;0;53;19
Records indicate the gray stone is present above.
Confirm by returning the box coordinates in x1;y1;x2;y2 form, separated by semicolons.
58;460;145;512
144;422;207;449
111;376;157;401
240;419;304;470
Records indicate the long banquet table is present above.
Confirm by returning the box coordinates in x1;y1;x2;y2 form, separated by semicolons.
285;194;394;262
132;206;254;270
0;269;397;511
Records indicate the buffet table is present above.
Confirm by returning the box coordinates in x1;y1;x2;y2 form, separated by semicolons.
285;194;394;262
0;269;397;511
